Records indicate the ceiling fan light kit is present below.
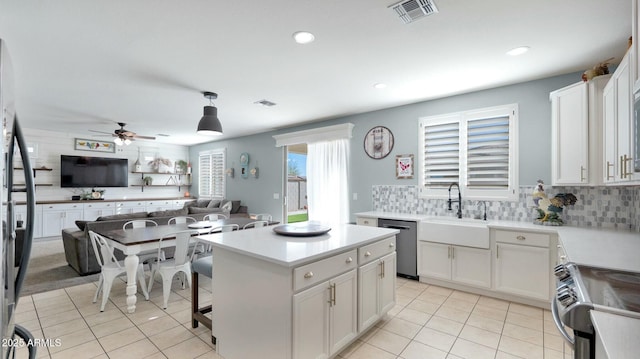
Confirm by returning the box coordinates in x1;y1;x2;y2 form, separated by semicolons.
197;91;223;136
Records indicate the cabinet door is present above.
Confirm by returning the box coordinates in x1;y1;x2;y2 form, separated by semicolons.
418;241;450;280
379;252;397;315
358;259;380;332
494;243;550;301
14;204;42;238
63;210;84;229
551;82;589;185
451;246;491;288
328;270;357;356
41;210;63;237
603;81;618;183
615;54;633;182
293;281;330;359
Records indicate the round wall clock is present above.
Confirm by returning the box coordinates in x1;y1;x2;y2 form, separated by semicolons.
364;126;394;159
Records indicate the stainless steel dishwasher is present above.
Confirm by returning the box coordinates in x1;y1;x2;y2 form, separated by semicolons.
378;218;417;280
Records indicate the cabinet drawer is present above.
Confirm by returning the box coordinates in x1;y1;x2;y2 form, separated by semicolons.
84;202;114;210
356;217;377;227
293;250;357;292
117;201;146;208
494;230;549;248
43;203;83;211
358;236;397;265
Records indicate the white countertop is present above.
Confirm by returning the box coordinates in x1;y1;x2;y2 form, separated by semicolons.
197;223;399;267
591;311;640;358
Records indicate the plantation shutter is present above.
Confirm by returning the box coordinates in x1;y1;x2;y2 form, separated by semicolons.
422;119;460;188
466;114;510;188
198;149;225;199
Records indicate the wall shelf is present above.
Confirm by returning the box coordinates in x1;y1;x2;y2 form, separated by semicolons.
131;172;191;192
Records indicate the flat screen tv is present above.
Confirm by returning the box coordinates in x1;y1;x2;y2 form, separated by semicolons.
60;155;128;188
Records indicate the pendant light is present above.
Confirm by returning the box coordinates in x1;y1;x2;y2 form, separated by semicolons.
197;91;223;135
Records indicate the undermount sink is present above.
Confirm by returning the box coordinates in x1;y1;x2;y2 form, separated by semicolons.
420;217;489;249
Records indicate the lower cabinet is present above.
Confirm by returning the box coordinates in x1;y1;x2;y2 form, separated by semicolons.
14;204;42;238
83;202;116;220
493;230;552;301
358;252;396;331
293;270;358;359
418;241;491;289
41;203;83;237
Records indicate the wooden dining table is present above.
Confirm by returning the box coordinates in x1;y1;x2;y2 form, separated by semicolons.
96;217;276;313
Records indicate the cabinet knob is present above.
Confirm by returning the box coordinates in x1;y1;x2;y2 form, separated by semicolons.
364;251;371;257
364;220;369;224
304;272;314;279
516;235;526;241
389;243;395;248
345;257;353;263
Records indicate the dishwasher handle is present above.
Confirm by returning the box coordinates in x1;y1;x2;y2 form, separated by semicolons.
381;224;411;230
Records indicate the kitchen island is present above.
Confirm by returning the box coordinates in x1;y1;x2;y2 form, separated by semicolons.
197;223;399;359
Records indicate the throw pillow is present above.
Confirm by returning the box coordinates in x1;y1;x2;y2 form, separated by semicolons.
207;200;221;208
230;200;241;214
196;199;211;208
220;201;233;212
75;220;89;231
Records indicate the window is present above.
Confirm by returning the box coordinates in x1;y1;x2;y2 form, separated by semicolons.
198;148;226;199
419;104;518;201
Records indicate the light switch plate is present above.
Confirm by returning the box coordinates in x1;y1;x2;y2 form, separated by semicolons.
273;193;280;199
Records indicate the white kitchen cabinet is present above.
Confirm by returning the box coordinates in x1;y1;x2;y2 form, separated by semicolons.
355;216;377;227
633;0;640;92
293;269;357;359
41;203;83;237
83;201;116;220
358;252;396;332
14;204;42;238
550;75;610;185
145;200;175;212
418;241;491;289
116;200;146;214
493;230;553;301
603;51;635;183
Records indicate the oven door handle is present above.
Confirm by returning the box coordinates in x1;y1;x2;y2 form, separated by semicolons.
551;299;575;348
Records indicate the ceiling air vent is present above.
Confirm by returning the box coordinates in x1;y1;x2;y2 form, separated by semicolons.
390;0;438;24
254;99;277;107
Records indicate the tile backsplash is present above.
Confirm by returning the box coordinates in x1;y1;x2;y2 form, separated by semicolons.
372;185;640;232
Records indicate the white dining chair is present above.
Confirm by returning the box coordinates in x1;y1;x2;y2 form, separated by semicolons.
253;213;272;221
122;219;165;267
242;220;269;230
148;229;201;309
89;231;149;312
167;216;197;225
203;213;228;221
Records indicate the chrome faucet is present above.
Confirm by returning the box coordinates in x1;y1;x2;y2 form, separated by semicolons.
477;201;487;221
447;182;462;219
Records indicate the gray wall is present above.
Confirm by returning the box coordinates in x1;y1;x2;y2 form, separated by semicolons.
189;72;582;223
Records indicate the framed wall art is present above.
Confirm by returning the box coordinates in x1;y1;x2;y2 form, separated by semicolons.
74;138;116;153
396;154;413;179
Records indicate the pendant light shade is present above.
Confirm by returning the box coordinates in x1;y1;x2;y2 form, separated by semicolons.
197;91;223;135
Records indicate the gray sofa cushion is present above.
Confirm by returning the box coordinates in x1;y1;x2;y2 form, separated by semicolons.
97;212;148;221
188;206;227;215
207;200;221;208
148;208;188;217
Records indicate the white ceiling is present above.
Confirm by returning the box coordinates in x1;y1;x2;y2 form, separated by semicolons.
0;0;632;146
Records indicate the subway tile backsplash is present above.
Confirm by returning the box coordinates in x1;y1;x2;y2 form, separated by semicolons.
372;185;640;232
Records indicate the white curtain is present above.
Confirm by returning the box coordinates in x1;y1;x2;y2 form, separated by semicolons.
306;139;350;224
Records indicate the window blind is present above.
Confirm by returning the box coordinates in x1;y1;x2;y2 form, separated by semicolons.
198;149;225;199
422;120;460;188
466;115;510;188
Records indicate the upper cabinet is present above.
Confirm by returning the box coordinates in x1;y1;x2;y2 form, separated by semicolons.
603;51;635;184
632;0;640;92
550;75;610;186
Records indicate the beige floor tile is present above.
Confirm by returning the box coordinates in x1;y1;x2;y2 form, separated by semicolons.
449;338;497;359
49;327;97;354
446;354;464;359
149;325;201;351
502;322;543;346
399;340;448;359
38;309;82;329
395;307;431;325
143;352;169;359
425;316;464;336
126;306;169;326
505;311;543;331
35;302;77;319
401;280;430;291
90;316;135;338
366;328;411;355
107;338;160;359
495;351;522;359
82;308;127;327
458;325;500;349
98;326;146;352
425;285;454;296
477;296;510;310
417;291;448;305
346;342;396;359
137;315;182;337
337;339;364;357
434;305;471;323
161;337;212;359
42;318;88;339
442;297;476;312
396;294;413;307
169;307;193;325
465;313;505;334
498;335;544;359
472;304;508;322
449;291;480;304
396;286;425;299
50;340;105;359
414;327;457;352
15;309;38;323
406;298;441;314
17;318;42;335
508;302;543;319
381;317;422;339
544;331;565;352
544;348;565;359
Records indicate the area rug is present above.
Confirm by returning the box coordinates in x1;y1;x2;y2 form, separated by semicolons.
20;237;99;297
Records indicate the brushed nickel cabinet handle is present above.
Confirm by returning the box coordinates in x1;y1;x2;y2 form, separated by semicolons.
451;246;455;260
580;166;586;182
304;271;313;279
516;235;526;240
364;251;371;257
345;257;353;264
606;161;614;180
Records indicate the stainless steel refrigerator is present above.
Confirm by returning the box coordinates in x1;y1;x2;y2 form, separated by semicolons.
1;38;37;359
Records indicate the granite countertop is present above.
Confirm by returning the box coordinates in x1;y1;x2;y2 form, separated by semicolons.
197;223;399;267
591;311;640;358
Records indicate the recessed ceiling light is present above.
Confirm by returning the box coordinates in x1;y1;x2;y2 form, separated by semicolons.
506;46;530;56
373;83;387;89
293;31;315;44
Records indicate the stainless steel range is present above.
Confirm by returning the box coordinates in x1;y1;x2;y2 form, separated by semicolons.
552;262;640;359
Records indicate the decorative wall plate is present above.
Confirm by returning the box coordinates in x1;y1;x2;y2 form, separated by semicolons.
364;126;394;159
240;152;249;165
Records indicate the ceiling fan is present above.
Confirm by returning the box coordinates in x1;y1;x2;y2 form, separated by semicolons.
89;122;156;145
